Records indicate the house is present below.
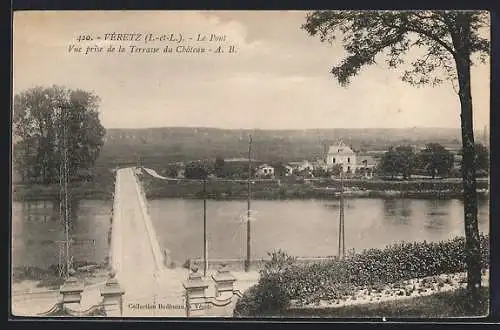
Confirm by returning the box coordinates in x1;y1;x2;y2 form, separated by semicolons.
326;140;357;173
289;160;314;173
283;164;294;176
326;140;378;176
356;155;378;178
256;164;275;178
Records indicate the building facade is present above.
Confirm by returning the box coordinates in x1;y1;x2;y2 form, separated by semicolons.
326;141;357;173
326;140;377;177
256;164;275;178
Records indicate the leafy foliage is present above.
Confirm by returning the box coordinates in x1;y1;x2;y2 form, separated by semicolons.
302;11;489;291
302;11;489;88
184;160;214;179
234;250;296;316
418;143;454;178
379;145;417;179
234;235;489;316
13;85;105;184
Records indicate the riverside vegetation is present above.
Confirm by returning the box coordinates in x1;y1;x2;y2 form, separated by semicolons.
233;234;489;317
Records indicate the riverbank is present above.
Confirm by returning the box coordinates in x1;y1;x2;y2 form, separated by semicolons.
142;176;489;200
12;175;489;202
12;260;110;289
12;181;114;202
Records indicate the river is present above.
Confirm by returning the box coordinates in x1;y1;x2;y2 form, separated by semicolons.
11;197;489;269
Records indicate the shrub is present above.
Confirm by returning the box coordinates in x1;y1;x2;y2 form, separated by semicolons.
234;250;296;316
234;234;490;316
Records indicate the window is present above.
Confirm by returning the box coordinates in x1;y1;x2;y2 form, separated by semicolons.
264;169;267;174
347;157;350;163
332;157;336;163
347;166;351;173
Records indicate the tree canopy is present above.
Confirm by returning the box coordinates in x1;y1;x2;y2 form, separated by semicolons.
303;10;489;293
302;11;489;88
13;85;106;184
418;143;454;178
380;145;417;180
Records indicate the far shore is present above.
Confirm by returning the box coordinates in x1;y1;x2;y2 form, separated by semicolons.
12;176;489;202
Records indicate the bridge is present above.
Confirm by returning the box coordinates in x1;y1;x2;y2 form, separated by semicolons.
110;167;187;317
12;166;258;317
109;167;259;317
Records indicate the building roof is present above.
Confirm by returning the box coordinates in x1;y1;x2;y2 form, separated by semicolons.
357;155;378;166
327;140;355;155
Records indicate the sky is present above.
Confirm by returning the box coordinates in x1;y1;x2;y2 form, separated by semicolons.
13;11;490;130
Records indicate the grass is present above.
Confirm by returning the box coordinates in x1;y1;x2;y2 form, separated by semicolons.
12;261;109;289
283;287;489;318
12;179;114;201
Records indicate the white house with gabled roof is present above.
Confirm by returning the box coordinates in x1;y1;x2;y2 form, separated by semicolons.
326;140;356;173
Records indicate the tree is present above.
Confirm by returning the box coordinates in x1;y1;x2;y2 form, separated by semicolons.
329;164;343;177
419;143;454;178
303;10;488;293
312;166;330;178
379;147;398;179
163;163;182;178
214;156;226;177
13;85;105;184
184;161;213;179
380;145;416;179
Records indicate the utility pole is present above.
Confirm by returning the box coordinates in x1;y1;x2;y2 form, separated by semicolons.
245;134;252;272
58;104;72;278
338;169;345;259
203;179;208;277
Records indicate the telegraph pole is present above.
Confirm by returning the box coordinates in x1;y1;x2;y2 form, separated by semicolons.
338;169;345;259
245;135;252;272
203;179;208;277
58;104;72;278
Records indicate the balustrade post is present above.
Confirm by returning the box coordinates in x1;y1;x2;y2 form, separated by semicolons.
212;263;236;298
100;273;125;317
59;277;84;311
182;265;208;317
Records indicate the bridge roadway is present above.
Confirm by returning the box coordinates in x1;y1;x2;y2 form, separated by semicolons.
112;168;186;317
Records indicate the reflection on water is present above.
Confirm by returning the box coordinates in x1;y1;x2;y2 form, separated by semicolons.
12;199;112;269
12;196;490;269
382;199;413;225
149;197;490;264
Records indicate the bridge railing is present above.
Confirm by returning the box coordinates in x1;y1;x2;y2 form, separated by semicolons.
111;170;122;278
130;168;164;272
37;275;125;317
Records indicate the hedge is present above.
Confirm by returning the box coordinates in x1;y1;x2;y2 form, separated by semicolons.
234;234;489;316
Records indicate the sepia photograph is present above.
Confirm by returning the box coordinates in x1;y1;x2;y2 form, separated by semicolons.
11;10;490;318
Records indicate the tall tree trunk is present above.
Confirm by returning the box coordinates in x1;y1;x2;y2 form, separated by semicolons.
454;19;482;293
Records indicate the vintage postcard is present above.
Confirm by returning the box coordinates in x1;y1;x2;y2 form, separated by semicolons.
11;10;490;318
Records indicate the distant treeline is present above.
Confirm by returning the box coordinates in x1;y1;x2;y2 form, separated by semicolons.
100;127;472;165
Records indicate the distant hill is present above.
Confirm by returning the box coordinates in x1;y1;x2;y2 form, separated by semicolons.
95;127;475;169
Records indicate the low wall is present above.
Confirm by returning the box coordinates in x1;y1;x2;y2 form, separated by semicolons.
110;170;122;277
130;168;165;272
189;257;339;272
